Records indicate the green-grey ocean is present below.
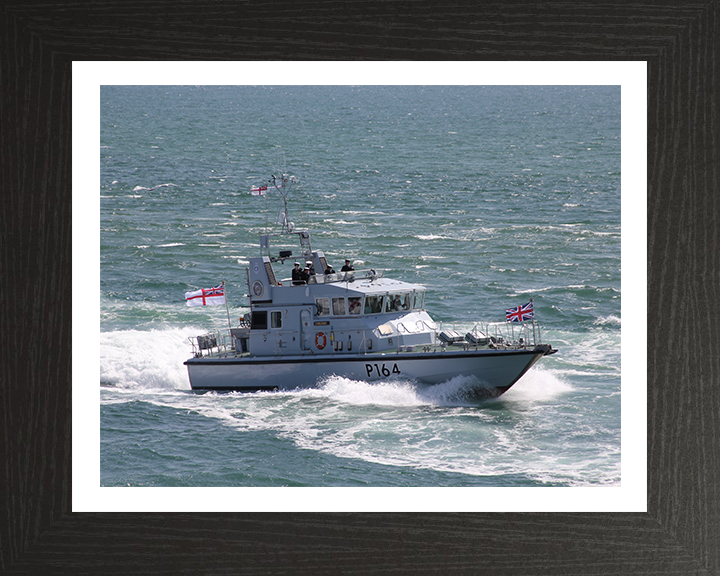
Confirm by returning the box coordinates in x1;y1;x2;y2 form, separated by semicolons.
100;85;620;487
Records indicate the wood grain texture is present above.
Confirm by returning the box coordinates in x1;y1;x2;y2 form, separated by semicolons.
1;1;718;574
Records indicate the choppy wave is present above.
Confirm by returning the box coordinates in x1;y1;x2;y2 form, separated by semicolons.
593;315;621;326
132;183;177;191
514;284;620;296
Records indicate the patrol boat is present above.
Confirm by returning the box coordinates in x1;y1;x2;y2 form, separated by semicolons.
184;174;556;396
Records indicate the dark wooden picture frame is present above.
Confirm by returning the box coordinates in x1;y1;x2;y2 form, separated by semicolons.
2;2;717;574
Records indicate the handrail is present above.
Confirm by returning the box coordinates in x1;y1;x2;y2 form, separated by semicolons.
190;319;545;359
280;268;387;286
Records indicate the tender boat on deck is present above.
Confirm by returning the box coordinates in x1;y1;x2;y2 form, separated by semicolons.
184;174;556;396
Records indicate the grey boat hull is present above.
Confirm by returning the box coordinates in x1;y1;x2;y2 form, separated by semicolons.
184;346;552;396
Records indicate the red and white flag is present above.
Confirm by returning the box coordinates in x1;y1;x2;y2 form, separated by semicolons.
185;284;225;307
250;185;267;196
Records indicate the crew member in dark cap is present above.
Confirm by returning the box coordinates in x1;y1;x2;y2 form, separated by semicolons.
292;262;305;285
341;259;354;272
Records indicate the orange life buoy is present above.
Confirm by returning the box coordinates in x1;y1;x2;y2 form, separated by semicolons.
315;332;327;349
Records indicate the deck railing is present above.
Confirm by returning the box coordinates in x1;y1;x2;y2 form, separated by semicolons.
280;268;386;286
189;319;544;360
189;330;236;358
474;320;543;349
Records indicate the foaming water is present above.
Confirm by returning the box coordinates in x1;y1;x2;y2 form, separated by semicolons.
302;374;512;407
499;367;574;403
100;328;196;392
307;376;431;406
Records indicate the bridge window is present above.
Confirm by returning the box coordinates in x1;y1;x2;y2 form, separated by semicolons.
271;311;282;329
385;293;411;312
315;297;330;316
348;296;362;315
332;297;346;315
413;291;425;310
364;295;384;315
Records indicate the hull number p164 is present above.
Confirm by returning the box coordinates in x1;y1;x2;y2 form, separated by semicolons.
365;362;401;379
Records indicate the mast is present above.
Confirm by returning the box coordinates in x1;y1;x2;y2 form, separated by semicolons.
254;165;311;262
270;173;297;235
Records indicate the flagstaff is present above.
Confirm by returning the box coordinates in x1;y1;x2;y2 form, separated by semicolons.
222;281;231;330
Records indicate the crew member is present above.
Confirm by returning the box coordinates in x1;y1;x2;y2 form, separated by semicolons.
341;259;354;271
292;262;305;285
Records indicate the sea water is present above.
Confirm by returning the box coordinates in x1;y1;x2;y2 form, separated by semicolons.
100;85;621;487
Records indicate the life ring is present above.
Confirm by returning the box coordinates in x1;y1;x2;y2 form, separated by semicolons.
315;332;327;350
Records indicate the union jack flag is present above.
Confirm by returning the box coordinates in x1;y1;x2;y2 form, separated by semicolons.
506;301;534;323
185;283;226;307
